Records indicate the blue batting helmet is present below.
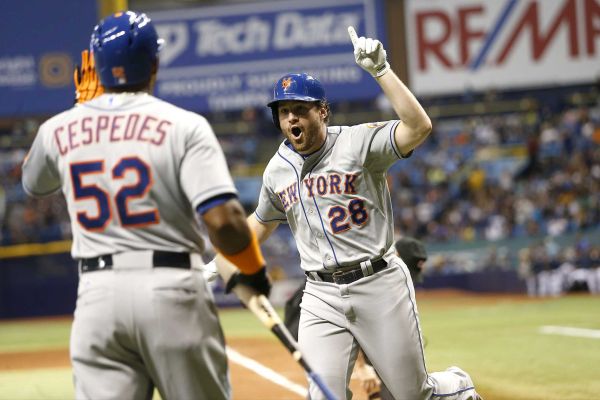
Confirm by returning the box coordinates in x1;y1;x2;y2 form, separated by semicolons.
267;73;327;129
91;11;163;88
267;73;326;107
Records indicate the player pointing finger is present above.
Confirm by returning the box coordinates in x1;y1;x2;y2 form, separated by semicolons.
239;24;482;400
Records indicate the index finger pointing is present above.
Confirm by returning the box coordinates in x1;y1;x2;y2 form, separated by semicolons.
348;26;359;46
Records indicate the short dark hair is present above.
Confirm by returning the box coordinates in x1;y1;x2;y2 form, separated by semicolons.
318;100;331;124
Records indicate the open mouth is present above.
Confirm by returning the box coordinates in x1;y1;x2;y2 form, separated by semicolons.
291;126;302;138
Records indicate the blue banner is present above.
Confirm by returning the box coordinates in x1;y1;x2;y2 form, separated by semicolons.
0;0;385;117
152;0;386;112
0;0;97;117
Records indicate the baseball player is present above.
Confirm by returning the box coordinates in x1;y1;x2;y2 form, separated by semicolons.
245;27;482;399
22;11;270;400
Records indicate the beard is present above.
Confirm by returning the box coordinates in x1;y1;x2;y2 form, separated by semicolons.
285;123;325;155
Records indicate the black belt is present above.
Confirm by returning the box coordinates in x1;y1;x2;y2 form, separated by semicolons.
78;251;191;273
307;258;388;285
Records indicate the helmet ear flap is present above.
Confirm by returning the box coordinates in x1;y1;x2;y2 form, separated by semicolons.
270;105;280;130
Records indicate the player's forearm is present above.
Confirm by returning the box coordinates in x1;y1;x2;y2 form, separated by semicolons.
377;70;431;136
214;213;277;277
248;213;279;244
203;199;252;253
203;200;267;275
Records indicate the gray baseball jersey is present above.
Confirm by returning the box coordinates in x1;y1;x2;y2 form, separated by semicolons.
255;122;402;271
23;92;236;258
256;121;476;399
22;92;236;400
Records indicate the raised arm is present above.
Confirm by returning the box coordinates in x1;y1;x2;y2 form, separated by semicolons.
348;26;432;156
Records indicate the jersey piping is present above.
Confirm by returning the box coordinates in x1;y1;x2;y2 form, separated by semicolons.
276;150;314;235
254;210;287;223
388;120;406;159
190;184;238;210
301;133;354;269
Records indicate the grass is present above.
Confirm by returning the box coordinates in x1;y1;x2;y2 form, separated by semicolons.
0;318;71;353
418;294;600;400
219;307;281;339
0;368;73;400
0;293;599;400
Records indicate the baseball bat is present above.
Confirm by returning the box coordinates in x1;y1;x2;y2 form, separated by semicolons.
215;256;338;400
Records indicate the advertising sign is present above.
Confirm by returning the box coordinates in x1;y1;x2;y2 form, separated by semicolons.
152;0;386;111
0;0;97;117
405;0;600;95
0;0;385;116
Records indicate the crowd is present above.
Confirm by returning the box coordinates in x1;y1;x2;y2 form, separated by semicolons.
1;88;599;287
390;105;600;243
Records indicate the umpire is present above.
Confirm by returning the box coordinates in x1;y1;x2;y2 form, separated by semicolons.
395;236;428;284
284;236;428;398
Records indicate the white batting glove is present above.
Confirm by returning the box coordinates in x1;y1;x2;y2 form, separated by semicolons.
203;259;219;283
348;26;390;78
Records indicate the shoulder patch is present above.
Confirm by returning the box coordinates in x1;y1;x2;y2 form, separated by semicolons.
365;122;386;129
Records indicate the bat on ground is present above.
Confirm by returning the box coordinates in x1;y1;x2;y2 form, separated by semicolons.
216;256;338;400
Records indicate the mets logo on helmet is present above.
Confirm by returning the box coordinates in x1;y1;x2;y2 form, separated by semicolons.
281;77;293;91
112;66;126;84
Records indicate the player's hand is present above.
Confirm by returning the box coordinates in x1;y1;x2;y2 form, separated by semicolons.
354;364;382;398
74;50;104;104
202;259;219;283
225;266;272;297
348;26;390;78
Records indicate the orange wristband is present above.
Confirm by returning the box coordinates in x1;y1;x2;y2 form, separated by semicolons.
220;231;265;275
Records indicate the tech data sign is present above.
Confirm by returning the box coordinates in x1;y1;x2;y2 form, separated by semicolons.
405;0;600;95
152;0;385;112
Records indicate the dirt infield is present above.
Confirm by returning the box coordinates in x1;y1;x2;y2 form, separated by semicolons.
0;337;370;399
0;349;70;371
228;337;307;400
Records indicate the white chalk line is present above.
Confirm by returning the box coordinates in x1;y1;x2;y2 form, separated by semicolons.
539;325;600;339
226;346;308;398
